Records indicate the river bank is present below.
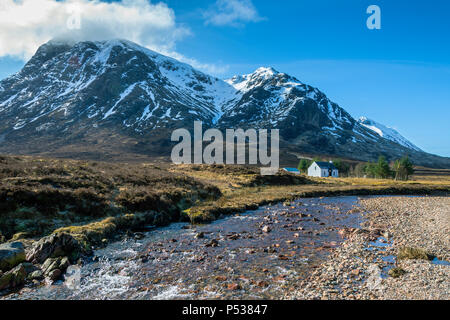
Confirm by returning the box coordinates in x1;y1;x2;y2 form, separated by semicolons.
291;196;450;300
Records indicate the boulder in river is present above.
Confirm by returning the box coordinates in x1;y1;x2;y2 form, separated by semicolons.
47;269;62;282
134;232;145;240
0;263;27;290
26;233;81;264
227;233;240;240
41;256;70;276
0;242;26;271
21;262;39;274
397;247;433;261
28;270;44;280
205;239;219;247
195;232;205;239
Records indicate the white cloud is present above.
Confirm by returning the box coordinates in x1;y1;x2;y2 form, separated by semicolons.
0;0;187;59
163;50;229;75
0;0;228;75
204;0;264;27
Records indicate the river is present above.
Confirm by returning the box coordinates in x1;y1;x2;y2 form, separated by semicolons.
6;196;366;300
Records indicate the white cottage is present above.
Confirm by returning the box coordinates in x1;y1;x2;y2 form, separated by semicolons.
308;161;339;178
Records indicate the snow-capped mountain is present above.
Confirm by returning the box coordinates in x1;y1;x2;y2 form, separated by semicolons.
222;67;359;137
358;117;421;151
0;39;448;167
0;39;235;134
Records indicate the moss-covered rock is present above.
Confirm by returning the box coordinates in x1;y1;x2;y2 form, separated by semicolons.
0;263;27;290
53;211;159;248
42;256;70;275
10;232;31;241
26;233;81;264
28;269;44;280
397;247;433;261
388;267;407;278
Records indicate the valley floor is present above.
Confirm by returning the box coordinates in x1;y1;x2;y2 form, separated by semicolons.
291;196;450;300
0;155;449;299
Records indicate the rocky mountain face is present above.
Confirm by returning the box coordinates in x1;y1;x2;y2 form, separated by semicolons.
0;39;234;133
0;39;448;167
357;117;421;151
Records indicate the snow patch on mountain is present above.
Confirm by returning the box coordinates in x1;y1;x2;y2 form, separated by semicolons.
224;67;311;122
226;67;279;92
119;39;237;122
358;117;421;151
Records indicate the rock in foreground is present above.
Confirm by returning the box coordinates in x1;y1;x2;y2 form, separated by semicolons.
0;242;26;272
26;233;81;264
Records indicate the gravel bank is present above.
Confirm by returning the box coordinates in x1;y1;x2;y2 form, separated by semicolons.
291;196;449;300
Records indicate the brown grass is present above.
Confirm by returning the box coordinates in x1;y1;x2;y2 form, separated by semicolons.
0;155;219;240
0;155;448;244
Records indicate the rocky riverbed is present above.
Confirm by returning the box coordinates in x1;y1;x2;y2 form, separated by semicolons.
1;195;448;300
291;196;449;300
2;196;366;300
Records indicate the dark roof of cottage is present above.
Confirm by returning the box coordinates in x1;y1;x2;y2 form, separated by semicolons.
314;161;338;170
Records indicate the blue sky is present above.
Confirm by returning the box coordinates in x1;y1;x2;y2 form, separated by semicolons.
1;0;449;156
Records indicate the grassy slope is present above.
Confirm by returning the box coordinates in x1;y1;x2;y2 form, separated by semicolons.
0;155;220;242
170;165;450;223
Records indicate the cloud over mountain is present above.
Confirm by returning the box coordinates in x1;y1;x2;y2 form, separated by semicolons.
204;0;264;27
0;0;227;74
0;0;190;59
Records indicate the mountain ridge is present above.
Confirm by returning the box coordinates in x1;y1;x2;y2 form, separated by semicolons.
0;39;448;168
357;116;421;152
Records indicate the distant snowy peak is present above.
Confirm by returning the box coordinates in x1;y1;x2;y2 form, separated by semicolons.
358;117;421;151
225;67;301;92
